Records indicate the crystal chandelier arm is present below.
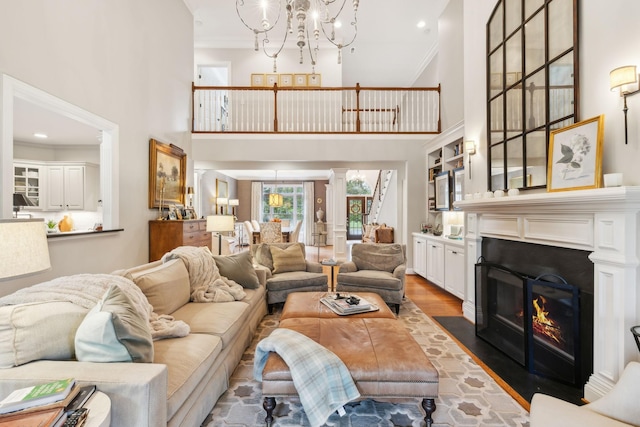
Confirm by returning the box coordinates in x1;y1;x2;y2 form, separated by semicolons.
318;0;358;49
236;0;285;35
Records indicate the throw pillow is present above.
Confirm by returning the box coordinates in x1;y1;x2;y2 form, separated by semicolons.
253;243;275;271
270;244;307;274
75;284;154;363
129;259;190;315
213;251;260;289
0;301;88;368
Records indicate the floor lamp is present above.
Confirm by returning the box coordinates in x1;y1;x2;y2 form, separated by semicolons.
206;215;235;255
0;219;51;280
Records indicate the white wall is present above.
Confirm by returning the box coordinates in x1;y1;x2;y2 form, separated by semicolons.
462;0;640;195
438;0;464;131
0;0;193;296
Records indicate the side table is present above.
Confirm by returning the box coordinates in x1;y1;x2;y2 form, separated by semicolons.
321;261;341;292
84;391;111;427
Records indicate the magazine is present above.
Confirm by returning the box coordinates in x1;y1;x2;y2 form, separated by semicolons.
320;294;379;315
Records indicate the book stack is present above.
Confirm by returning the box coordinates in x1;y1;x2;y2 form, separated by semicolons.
0;378;93;427
320;294;378;315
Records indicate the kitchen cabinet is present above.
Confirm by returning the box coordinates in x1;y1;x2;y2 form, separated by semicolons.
412;232;465;300
46;163;99;211
13;162;45;209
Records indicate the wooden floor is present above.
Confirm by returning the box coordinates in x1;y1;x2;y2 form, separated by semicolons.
309;244;464;318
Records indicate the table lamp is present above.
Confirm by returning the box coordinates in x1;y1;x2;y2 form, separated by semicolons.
0;219;51;280
229;199;239;217
206;215;235;255
13;193;34;218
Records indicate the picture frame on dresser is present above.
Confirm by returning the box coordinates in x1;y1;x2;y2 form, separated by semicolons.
547;115;604;192
434;170;450;211
148;139;186;209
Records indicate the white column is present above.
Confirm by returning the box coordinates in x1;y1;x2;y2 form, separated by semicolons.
584;211;640;401
330;168;348;261
324;183;333;245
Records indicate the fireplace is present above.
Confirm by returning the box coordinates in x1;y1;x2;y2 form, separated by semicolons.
475;238;593;386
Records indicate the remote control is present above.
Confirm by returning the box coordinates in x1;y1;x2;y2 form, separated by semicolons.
63;408;89;427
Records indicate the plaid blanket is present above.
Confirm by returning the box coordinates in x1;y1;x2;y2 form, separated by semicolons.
254;328;360;427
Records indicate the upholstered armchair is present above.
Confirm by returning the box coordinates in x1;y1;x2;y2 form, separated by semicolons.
530;361;640;427
337;243;406;314
251;242;328;312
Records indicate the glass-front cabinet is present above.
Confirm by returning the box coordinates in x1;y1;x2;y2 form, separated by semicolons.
486;0;578;191
13;163;43;209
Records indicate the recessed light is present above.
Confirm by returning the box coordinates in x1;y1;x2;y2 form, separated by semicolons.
334;20;342;28
33;133;48;139
417;20;426;29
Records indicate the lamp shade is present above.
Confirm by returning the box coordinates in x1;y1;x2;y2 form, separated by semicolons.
0;219;51;280
13;193;34;207
206;215;235;233
228;199;239;207
610;65;637;90
187;187;194;195
216;197;228;205
464;140;476;155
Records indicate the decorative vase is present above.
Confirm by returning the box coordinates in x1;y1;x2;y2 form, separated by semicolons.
316;207;324;223
58;215;73;232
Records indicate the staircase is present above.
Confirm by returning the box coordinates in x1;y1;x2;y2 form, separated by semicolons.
367;170;393;224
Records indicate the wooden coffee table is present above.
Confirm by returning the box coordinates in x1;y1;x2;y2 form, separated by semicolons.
260;292;439;426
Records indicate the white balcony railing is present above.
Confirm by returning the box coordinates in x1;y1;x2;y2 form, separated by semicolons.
192;83;441;134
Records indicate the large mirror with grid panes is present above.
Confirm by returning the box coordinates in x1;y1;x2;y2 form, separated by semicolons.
487;0;578;191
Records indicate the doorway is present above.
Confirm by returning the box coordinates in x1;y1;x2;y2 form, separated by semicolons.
347;196;366;240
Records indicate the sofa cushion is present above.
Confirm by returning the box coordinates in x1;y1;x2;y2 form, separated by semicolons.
213;251;260;289
266;271;328;291
351;243;405;273
336;270;403;290
270;244;307;274
128;259;190;315
75;284;154;363
0;301;88;368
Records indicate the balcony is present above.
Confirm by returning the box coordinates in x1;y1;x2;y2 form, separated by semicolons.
192;83;441;134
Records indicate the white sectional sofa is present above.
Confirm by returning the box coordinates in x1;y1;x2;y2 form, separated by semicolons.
0;250;267;427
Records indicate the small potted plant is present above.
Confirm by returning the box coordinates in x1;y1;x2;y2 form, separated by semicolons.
46;219;58;233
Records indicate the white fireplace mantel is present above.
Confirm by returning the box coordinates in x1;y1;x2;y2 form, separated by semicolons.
457;186;640;401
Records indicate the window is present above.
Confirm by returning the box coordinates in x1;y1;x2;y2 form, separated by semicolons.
487;0;578;191
261;183;305;239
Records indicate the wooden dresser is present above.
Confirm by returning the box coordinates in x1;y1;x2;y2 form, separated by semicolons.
149;219;212;262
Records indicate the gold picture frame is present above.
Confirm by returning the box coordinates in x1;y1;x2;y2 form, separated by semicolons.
307;73;321;87
266;74;278;87
279;74;293;87
547;115;604;192
293;74;307;87
149;139;186;208
251;73;265;87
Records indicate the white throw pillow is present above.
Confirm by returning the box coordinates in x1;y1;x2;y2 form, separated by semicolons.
75;285;153;363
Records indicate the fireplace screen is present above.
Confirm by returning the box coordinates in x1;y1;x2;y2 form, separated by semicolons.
476;263;581;384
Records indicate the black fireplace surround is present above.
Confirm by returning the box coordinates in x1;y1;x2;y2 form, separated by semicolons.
475;238;594;386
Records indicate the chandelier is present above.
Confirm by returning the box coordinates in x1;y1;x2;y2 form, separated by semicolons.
268;171;283;207
236;0;360;73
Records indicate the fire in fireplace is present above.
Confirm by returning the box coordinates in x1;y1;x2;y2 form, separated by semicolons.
475;238;593;386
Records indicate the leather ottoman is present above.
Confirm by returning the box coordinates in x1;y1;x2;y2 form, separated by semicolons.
280;291;396;320
260;316;439;426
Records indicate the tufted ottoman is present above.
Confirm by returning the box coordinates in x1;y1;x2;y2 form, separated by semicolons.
260;292;439;426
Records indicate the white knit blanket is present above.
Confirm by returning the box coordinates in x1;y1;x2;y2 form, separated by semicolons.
0;274;189;341
162;246;246;303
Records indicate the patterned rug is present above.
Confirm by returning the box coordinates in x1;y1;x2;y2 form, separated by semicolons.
202;298;530;426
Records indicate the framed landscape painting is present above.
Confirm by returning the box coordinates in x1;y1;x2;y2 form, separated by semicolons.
547;115;604;192
149;139;186;208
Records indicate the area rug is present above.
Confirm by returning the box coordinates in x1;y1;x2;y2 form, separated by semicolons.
201;298;530;426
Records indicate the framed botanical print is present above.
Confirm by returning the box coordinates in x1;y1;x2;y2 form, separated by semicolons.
149;139;186;208
293;74;307;87
251;73;265;87
308;73;321;87
266;74;278;87
279;74;293;87
434;170;450;211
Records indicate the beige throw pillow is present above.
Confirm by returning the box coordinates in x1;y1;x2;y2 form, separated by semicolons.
130;259;190;315
213;251;260;289
270;244;306;274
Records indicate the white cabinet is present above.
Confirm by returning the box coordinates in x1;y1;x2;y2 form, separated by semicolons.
445;245;465;299
13;162;45;210
413;234;427;278
46;163;99;211
426;239;444;288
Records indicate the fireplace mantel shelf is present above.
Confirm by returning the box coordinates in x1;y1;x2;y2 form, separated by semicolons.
455;186;640;213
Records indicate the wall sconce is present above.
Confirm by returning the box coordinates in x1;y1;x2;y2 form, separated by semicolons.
610;65;640;145
465;140;476;179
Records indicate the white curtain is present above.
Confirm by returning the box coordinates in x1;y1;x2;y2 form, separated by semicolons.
251;182;262;222
303;181;315;245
